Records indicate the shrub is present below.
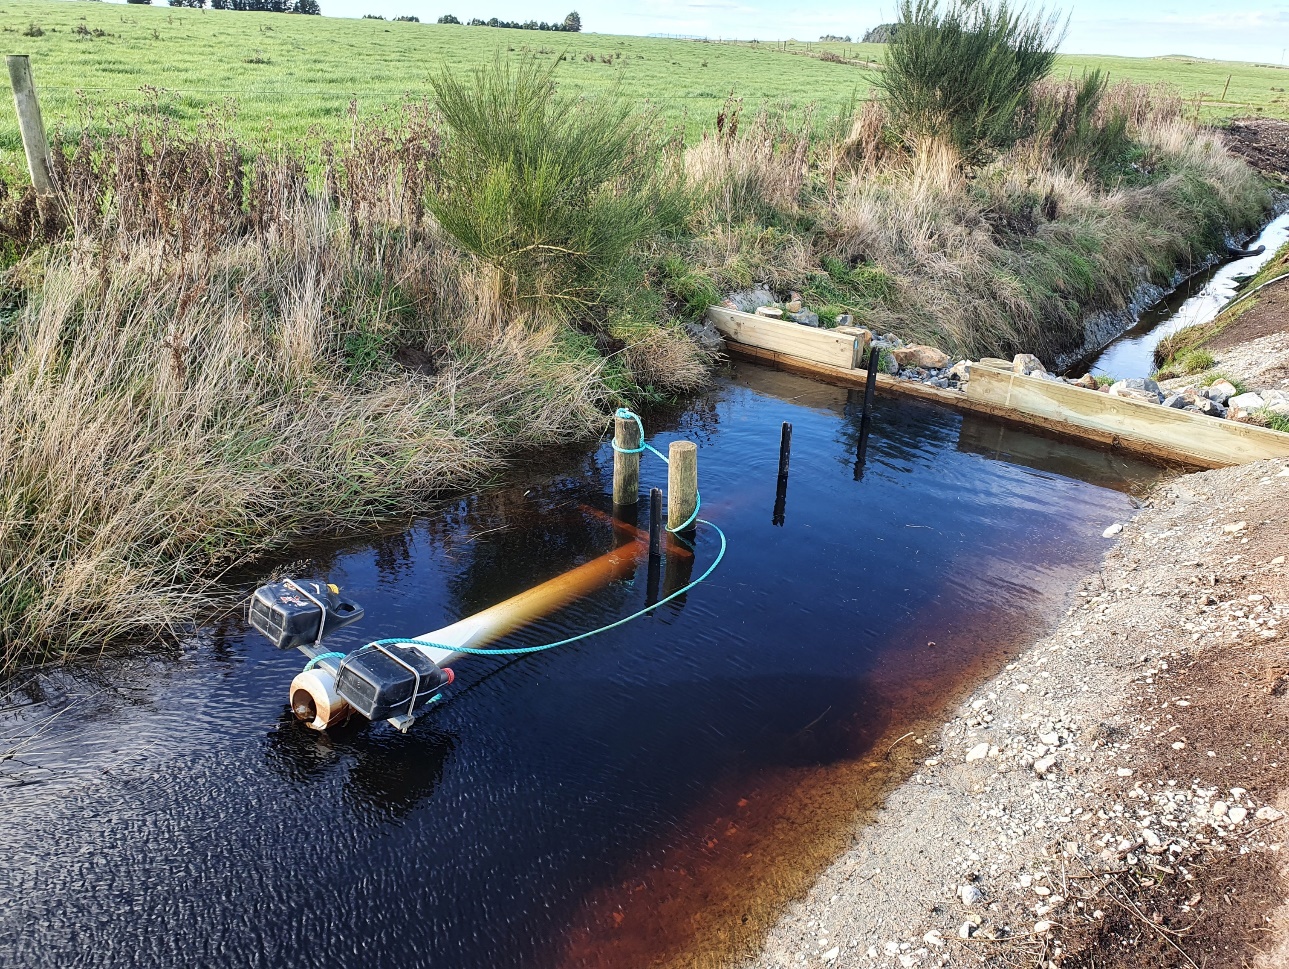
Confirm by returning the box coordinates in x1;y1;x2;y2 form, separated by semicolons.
424;55;681;322
879;0;1066;159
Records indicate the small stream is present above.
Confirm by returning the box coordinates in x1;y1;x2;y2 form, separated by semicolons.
0;364;1164;969
1070;211;1289;379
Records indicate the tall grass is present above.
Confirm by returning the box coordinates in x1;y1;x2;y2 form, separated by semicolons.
0;99;710;672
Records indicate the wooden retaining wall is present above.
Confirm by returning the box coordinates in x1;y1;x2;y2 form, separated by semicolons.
705;307;1289;470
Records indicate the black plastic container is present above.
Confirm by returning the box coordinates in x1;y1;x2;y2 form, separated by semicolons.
336;644;452;721
248;579;365;650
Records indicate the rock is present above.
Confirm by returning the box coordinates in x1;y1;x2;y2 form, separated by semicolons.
1256;807;1285;821
959;923;976;939
1228;806;1248;824
1103;523;1123;538
893;344;951;369
754;306;783;319
1033;755;1057;775
958;884;984;906
1108;378;1163;403
928;377;950;388
1073;373;1100;390
1228;392;1266;416
966;742;990;762
785;297;803;314
788;310;820;327
1222;521;1247;534
727;287;778;313
835;313;853;326
821;946;840;962
1212;800;1228;817
923;930;943;947
879;352;899;375
1162;394;1190;409
949;360;972;382
1033;920;1054;935
1206;380;1238;404
1142;828;1162;847
684;319;724;353
1013;353;1047;376
1038;731;1060;746
1193;397;1227;418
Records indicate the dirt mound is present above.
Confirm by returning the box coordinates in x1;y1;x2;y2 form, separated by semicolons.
1224;118;1289;179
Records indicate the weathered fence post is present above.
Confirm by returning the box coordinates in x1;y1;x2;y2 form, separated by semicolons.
612;412;641;506
667;440;698;533
6;55;52;194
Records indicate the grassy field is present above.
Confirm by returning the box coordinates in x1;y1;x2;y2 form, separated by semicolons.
2;0;1288;168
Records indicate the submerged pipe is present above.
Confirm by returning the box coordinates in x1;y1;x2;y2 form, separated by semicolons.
291;537;648;730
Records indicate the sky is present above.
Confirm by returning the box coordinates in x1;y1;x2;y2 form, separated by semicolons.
320;0;1289;64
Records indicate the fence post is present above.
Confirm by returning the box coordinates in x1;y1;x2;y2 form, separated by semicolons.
6;55;52;194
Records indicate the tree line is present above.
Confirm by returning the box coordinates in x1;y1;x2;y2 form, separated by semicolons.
152;0;323;11
437;11;581;31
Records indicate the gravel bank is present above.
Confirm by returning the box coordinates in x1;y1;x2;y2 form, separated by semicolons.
744;457;1289;969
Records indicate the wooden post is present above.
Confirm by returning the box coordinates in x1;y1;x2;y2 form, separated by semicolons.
1221;74;1232;102
612;413;641;506
666;440;698;532
6;55;52;194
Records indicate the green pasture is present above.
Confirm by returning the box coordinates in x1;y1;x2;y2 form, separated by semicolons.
1;0;1287;166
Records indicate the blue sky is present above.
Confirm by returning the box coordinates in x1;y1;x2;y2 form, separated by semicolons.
321;0;1289;64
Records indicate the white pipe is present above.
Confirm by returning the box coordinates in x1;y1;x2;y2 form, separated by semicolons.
291;537;647;730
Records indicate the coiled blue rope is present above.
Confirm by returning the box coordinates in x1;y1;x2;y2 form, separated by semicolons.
362;519;725;658
610;407;700;532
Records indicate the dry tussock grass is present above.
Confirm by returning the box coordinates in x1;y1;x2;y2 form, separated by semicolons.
0;103;705;671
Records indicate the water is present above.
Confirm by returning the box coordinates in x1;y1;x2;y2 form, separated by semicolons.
0;364;1165;969
1072;211;1289;379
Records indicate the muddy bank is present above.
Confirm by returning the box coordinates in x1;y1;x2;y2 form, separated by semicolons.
740;456;1289;967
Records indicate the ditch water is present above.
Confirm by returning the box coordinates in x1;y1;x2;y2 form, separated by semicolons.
0;363;1166;969
1072;210;1289;380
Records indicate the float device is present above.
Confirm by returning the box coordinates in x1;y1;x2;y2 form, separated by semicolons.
248;410;725;733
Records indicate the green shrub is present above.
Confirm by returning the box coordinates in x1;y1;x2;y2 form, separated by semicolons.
879;0;1066;159
425;55;683;322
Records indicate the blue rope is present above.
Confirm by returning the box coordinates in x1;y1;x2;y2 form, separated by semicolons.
304;651;346;671
609;407;700;533
359;519;726;658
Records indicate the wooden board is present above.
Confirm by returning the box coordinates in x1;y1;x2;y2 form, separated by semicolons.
967;365;1289;468
717;340;1289;470
706;306;859;369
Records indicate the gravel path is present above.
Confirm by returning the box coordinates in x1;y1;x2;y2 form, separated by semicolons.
743;458;1289;969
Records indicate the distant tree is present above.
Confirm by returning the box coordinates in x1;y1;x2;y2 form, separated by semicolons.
562;10;581;31
819;33;852;41
393;14;419;21
437;13;461;23
169;0;206;7
862;23;900;42
126;0;153;5
363;12;385;17
292;0;321;11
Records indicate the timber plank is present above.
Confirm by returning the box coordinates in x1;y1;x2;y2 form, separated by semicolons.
706;306;859;369
967;365;1289;467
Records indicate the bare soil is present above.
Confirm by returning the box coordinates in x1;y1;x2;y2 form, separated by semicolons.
1224;118;1289;180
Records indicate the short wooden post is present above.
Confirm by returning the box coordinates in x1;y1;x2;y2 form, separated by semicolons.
612;413;641;506
773;422;791;527
666;440;698;532
1221;74;1232;102
6;55;52;194
648;487;663;561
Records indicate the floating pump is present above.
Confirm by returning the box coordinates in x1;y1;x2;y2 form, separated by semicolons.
249;409;724;733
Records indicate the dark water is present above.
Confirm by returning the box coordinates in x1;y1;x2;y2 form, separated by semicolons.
1071;211;1289;379
0;363;1164;969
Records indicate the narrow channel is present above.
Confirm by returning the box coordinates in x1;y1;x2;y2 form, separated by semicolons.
1070;210;1289;379
1;363;1165;968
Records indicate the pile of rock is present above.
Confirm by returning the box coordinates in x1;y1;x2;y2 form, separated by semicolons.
871;333;970;389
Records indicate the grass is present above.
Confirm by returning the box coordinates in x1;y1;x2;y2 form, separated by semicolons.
1153;347;1216;379
2;0;1289;170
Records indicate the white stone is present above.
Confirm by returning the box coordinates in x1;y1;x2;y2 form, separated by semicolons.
1034;755;1057;775
1143;828;1162;847
1228;392;1266;412
1039;731;1060;746
959;884;984;906
1034;920;1054;934
1222;521;1248;534
1228;806;1248;824
923;930;944;947
1256;807;1285;821
1212;801;1229;817
966;743;990;763
958;923;975;939
1103;523;1124;538
821;946;840;962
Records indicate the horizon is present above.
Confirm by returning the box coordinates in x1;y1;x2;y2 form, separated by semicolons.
307;0;1289;66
